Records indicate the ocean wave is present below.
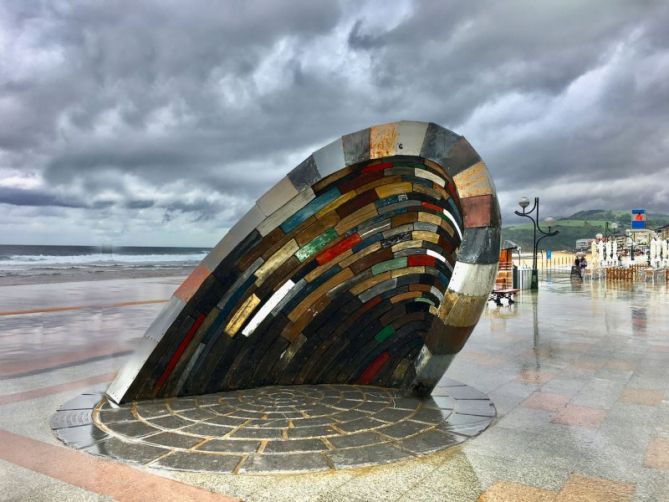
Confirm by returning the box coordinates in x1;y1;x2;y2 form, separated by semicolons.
0;252;207;269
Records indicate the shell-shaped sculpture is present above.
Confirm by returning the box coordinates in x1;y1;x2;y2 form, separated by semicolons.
106;121;500;404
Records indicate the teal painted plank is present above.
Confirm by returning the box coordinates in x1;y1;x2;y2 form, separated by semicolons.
371;257;407;275
375;193;409;208
280;188;341;233
295;228;338;262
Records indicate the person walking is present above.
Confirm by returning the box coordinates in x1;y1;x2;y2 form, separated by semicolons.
579;256;588;273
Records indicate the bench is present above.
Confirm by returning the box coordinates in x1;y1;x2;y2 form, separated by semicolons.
489;288;519;306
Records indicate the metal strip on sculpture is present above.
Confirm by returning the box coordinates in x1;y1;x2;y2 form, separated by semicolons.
106;121;501;404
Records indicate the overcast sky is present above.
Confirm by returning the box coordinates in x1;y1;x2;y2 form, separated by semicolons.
1;0;668;246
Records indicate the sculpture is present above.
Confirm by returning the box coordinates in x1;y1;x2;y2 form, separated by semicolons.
612;239;618;265
597;238;606;268
106;121;501;404
662;238;669;268
591;239;598;268
605;238;613;266
650;236;659;268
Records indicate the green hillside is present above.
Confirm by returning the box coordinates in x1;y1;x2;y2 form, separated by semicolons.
500;210;669;251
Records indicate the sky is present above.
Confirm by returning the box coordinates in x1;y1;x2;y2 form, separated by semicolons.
1;0;668;247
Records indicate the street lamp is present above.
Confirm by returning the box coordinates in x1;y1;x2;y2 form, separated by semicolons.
515;197;559;290
605;221;619;237
538;217;557;249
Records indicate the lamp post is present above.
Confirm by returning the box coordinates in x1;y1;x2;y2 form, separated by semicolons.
626;229;636;262
608;223;619;263
515;197;559;290
605;221;619;238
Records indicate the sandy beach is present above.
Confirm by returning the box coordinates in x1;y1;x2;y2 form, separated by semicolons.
0;274;186;374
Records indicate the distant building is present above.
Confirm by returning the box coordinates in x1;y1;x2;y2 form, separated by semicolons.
575;238;594;252
630;229;653;246
613;234;627;252
658;224;669;240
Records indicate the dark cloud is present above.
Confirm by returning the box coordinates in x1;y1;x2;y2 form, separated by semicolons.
347;20;386;50
1;0;668;245
0;186;85;208
124;200;154;210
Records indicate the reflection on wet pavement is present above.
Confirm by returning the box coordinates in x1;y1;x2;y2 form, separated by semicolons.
0;278;176;379
0;274;668;500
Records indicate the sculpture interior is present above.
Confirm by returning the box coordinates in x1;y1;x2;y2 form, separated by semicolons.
650;237;660;268
612;239;618;264
605;239;613;266
591;240;599;269
649;235;669;269
651;236;669;268
106;121;501;405
604;237;619;266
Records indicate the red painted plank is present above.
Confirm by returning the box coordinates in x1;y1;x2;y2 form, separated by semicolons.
316;233;362;265
357;351;391;385
421;201;443;213
361;161;393;174
408;255;437;268
447;181;460;201
154;313;205;392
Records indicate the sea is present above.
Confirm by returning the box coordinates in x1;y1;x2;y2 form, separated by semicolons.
0;244;210;282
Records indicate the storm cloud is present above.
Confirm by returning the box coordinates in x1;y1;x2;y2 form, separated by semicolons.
1;0;668;245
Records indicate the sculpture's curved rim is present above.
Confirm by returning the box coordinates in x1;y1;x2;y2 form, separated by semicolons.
106;120;501;404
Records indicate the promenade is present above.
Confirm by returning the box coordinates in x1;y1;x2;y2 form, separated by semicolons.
0;274;667;500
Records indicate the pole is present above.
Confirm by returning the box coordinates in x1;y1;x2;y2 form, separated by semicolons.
531;197;539;289
514;197;559;291
631;239;635;262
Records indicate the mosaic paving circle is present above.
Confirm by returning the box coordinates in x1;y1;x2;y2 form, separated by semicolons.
52;379;495;474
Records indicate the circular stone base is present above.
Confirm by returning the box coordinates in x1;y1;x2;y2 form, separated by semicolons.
52;380;495;474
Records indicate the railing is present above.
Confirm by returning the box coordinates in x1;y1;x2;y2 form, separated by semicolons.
505;256;668;284
515;256;580;272
603;266;667;283
605;268;636;282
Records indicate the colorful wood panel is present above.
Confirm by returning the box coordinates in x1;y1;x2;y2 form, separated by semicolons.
106;121;501;404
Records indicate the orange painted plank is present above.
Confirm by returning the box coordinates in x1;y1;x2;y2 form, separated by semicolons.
174;264;210;302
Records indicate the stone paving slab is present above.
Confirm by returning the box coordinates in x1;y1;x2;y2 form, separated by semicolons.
52;382;495;474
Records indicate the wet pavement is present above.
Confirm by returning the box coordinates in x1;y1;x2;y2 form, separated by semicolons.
0;274;668;500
